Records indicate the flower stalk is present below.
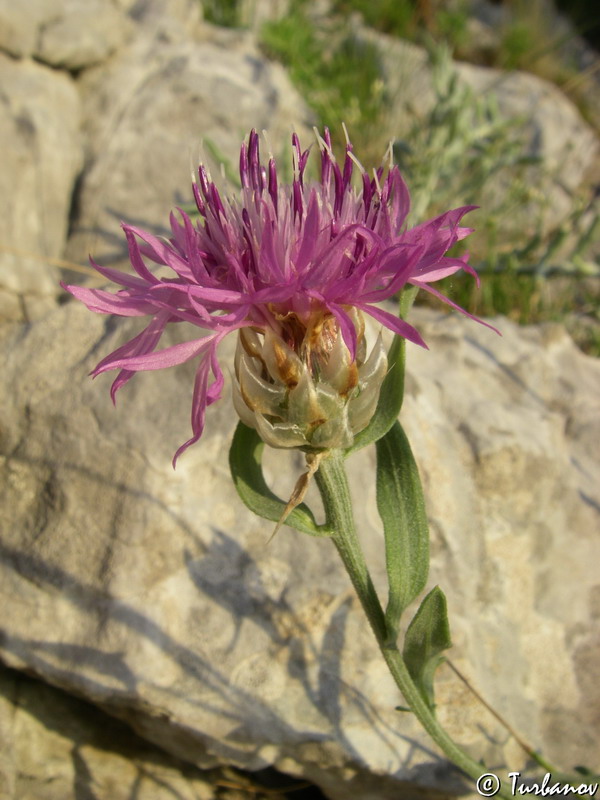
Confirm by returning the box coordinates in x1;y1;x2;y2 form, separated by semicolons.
314;452;386;641
315;451;513;800
66;127;511;794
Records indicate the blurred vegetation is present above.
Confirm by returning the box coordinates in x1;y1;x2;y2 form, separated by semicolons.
203;0;600;354
202;0;240;27
260;6;385;156
332;0;471;49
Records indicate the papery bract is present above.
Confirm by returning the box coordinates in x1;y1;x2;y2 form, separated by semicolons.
64;128;493;463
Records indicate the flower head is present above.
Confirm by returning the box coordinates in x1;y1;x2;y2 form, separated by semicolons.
64;128;489;463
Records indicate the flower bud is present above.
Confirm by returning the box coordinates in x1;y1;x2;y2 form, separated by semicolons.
232;309;387;450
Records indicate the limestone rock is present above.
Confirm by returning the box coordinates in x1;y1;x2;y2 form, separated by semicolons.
128;0;203;42
35;0;132;70
0;661;310;799
0;54;82;320
0;0;62;59
0;664;219;800
0;301;598;799
0;0;130;66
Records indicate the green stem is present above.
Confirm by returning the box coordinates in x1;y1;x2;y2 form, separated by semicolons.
315;451;512;800
314;450;387;643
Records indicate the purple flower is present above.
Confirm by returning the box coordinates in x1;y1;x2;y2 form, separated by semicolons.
64;128;491;463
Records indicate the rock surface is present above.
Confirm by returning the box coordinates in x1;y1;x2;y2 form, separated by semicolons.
467;0;600;131
0;0;62;59
0;53;83;320
0;302;598;799
35;0;132;70
0;660;319;800
0;0;131;65
0;663;219;800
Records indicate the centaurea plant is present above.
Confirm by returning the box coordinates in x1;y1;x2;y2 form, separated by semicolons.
64;128;508;794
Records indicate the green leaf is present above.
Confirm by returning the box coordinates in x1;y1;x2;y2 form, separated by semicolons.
376;420;429;642
402;586;452;711
573;766;600;779
347;286;418;454
229;422;331;536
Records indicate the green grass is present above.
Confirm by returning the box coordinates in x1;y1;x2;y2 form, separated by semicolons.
332;0;471;51
202;0;241;27
332;0;419;40
260;5;386;159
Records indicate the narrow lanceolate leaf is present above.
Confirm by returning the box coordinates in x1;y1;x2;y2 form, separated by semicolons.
375;420;429;642
348;286;418;454
229;422;331;536
402;587;452;712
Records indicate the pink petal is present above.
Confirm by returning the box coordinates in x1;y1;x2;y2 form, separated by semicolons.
64;284;155;316
123;228;161;285
414;256;479;284
172;337;226;466
294;188;322;272
325;301;358;360
93;335;218;374
411;280;501;334
387;167;411;232
88;259;150;290
358;303;428;349
107;312;170;401
125;225;195;281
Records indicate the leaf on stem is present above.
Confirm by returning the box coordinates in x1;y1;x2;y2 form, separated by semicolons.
229;421;331;536
376;420;429;642
347;286;418;453
402;586;452;712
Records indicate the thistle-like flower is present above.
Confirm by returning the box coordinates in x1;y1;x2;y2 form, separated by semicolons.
232;307;387;450
64;128;488;463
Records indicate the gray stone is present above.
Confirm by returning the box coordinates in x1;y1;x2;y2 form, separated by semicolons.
65;33;312;272
228;0;291;31
35;0;132;71
129;0;203;42
0;0;62;59
0;300;598;799
0;54;83;320
0;663;255;800
0;0;130;66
